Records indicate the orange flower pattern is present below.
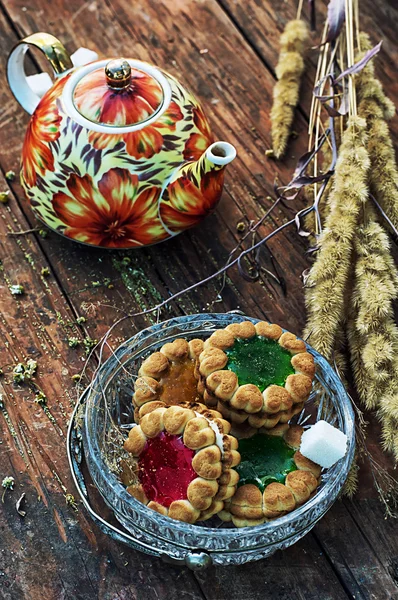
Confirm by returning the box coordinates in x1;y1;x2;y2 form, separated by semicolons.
20;62;229;248
183;106;214;162
87;101;183;159
73;66;163;126
160;168;224;233
53;168;167;248
22;74;71;187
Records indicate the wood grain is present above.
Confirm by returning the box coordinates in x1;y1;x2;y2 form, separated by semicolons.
219;0;398;144
0;0;312;335
0;0;397;598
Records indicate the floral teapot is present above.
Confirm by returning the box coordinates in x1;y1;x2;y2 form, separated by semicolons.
7;33;236;248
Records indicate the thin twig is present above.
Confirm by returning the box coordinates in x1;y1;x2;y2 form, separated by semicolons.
7;228;41;236
369;193;398;239
296;0;304;20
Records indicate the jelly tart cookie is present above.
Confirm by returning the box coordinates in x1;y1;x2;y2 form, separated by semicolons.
133;338;204;422
124;403;240;523
198;321;315;428
219;424;321;527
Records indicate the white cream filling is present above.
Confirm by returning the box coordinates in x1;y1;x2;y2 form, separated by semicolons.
194;411;224;459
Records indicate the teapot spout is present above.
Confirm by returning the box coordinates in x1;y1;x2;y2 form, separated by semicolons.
159;141;236;236
205;141;236;167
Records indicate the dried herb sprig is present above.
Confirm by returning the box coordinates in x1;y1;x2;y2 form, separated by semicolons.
270;19;309;158
304;116;370;361
2;476;15;502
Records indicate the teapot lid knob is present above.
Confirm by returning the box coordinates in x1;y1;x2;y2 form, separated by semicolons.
105;59;131;89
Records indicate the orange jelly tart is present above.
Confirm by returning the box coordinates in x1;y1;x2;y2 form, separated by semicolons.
198;321;315;429
132;338;204;422
124;403;240;523
219;424;321;527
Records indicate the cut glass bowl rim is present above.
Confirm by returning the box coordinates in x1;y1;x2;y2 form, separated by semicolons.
82;312;355;545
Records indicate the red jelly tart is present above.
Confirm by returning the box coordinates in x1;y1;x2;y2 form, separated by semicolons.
124;403;241;523
138;432;196;508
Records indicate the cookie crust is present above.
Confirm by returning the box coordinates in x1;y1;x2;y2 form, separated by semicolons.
124;402;240;523
218;424;321;527
198;321;315;428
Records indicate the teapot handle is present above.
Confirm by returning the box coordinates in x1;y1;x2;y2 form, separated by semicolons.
7;32;73;115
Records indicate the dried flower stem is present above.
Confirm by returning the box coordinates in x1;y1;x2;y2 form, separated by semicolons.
296;0;304;20
271;19;309;158
7;227;41;236
345;0;357;117
307;25;341;236
304;139;336;240
308;20;329;148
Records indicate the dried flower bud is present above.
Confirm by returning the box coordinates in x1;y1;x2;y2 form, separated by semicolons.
9;284;24;296
0;191;10;204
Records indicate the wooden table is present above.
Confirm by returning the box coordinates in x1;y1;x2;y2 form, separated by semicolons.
1;0;398;598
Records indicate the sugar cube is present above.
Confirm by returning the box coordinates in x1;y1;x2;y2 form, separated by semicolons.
71;47;99;68
26;48;98;100
27;73;53;98
300;420;347;468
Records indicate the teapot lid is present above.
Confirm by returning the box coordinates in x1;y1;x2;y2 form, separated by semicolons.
72;58;164;127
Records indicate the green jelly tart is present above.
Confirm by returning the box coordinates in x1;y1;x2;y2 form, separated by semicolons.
236;433;297;491
225;335;294;391
218;424;322;528
198;320;316;428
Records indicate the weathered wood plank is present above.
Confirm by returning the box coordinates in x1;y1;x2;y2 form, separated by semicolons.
0;0;397;598
310;417;398;598
0;0;313;340
219;0;398;143
195;535;350;600
313;501;398;599
0;165;205;599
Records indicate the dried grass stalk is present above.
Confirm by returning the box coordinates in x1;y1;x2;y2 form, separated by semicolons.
347;315;374;406
378;363;398;461
380;413;398;461
347;202;398;459
348;207;398;410
271;19;309;158
344;455;359;497
356;33;395;121
356;33;398;229
331;280;360;498
304;116;369;361
303;139;335;242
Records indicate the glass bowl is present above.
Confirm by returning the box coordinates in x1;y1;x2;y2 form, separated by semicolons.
70;313;355;569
